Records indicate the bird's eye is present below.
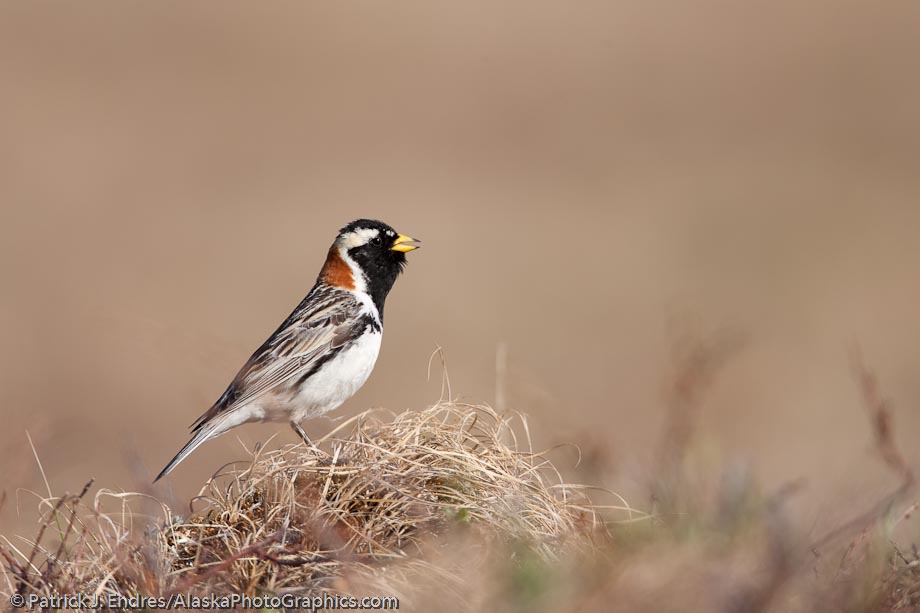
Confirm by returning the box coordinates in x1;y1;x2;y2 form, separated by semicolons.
371;236;383;246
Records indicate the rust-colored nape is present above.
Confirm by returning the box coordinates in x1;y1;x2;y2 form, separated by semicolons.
319;246;356;290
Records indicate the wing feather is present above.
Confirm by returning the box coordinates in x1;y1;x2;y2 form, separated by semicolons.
190;286;366;431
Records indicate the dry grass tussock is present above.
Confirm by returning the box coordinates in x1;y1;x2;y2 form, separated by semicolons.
1;403;629;610
1;349;918;611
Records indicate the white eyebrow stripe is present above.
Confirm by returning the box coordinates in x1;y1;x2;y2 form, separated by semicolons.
338;227;380;249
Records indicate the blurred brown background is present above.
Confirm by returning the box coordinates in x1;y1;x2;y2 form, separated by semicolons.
1;1;918;538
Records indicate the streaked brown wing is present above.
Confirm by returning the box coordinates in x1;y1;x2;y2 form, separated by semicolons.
190;285;363;431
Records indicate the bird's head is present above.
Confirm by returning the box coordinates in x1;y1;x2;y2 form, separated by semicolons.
320;219;420;314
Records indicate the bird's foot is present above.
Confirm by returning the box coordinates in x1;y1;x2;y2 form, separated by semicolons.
290;421;324;455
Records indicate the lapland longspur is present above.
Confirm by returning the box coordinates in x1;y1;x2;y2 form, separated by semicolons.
154;219;419;481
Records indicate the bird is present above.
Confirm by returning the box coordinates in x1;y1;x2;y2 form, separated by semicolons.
154;219;420;482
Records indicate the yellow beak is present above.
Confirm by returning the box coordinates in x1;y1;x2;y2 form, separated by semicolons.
391;234;421;253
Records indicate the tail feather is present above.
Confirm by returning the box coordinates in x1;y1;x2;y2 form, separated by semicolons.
154;432;207;482
154;417;231;482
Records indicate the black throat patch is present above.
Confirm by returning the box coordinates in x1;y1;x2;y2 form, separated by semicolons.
346;246;405;321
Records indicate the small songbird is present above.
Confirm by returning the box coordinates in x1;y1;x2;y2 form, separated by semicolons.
154;219;420;481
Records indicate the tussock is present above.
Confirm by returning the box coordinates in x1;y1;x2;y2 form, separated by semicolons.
2;388;916;611
1;403;614;608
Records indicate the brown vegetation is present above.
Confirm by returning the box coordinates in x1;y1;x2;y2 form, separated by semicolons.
1;370;917;611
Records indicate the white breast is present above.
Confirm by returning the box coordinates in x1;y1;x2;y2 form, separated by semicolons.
288;329;382;422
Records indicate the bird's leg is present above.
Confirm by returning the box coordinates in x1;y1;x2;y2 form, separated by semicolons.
290;421;322;454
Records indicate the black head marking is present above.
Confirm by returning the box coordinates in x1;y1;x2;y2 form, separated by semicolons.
338;219;410;319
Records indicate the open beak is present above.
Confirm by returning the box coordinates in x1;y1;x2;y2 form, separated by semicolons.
391;234;421;253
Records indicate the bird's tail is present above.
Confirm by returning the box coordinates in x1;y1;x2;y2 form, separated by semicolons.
154;417;230;482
